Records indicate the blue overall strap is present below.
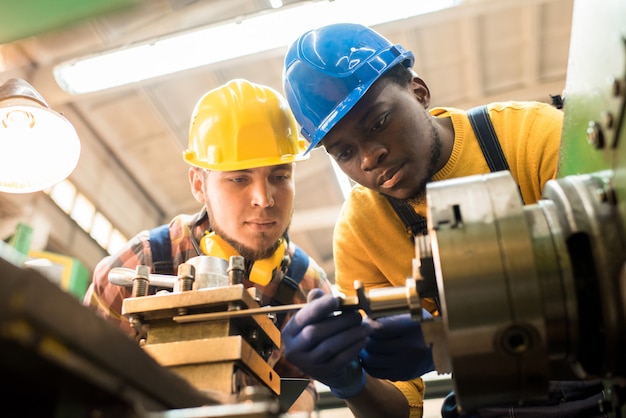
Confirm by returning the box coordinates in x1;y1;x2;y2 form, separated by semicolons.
285;244;309;284
387;197;428;237
272;244;310;317
273;245;309;301
149;223;174;275
466;105;510;172
387;104;511;237
467;105;525;202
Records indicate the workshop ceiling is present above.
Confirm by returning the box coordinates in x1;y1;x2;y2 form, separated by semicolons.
0;0;574;282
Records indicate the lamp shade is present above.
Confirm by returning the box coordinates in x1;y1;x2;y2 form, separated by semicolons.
0;78;81;193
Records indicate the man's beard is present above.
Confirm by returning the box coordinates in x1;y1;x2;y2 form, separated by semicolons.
212;223;284;260
408;119;442;205
205;203;289;261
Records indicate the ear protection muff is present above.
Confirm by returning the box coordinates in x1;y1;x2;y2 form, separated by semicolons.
199;231;239;261
199;232;288;286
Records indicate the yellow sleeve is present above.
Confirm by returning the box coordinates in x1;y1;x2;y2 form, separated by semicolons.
488;101;562;203
391;377;426;418
334;187;417;296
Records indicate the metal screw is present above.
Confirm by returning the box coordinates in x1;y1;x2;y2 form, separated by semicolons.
595;187;608;203
500;325;534;355
131;265;150;297
586;121;604;149
601;111;614;130
176;263;195;292
129;314;144;335
228;255;246;285
596;179;618;205
612;77;625;98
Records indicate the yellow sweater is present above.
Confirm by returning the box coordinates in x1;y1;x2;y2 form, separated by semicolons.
334;101;563;417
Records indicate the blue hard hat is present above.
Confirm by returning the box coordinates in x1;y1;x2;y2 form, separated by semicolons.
283;23;414;153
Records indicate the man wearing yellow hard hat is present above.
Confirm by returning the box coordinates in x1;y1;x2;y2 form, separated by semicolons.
83;79;333;413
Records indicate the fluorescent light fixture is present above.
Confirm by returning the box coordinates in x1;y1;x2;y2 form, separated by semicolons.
0;78;81;193
54;0;459;94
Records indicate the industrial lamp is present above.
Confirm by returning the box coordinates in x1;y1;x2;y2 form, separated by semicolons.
0;78;80;193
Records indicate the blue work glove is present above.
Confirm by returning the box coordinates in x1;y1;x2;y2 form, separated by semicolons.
282;289;372;398
359;309;435;381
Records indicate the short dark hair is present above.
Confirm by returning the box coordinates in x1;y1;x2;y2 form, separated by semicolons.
380;63;413;87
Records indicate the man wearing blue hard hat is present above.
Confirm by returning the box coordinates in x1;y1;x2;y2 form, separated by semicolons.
280;23;605;418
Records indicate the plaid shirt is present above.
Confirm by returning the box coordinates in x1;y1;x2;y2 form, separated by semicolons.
83;209;332;385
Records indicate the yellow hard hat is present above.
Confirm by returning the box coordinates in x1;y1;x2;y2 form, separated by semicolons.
184;79;309;171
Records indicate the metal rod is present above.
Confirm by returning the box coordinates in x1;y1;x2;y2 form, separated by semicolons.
172;303;308;323
173;296;362;323
109;267;177;288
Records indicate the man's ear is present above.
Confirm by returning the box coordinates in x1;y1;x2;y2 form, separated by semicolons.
410;73;431;109
188;167;205;203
